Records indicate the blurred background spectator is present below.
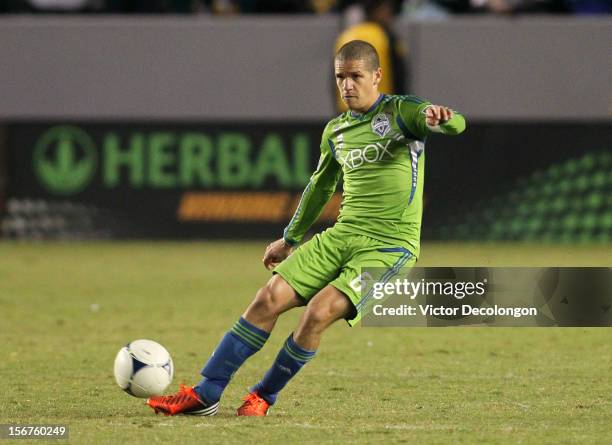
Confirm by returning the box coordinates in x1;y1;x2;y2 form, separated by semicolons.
202;0;311;13
426;0;568;13
2;0;610;13
0;0;102;12
568;0;612;14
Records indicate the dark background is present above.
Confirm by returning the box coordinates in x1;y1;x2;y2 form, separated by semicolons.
4;121;610;240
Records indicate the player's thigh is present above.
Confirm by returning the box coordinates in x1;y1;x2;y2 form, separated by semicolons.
331;244;417;326
273;229;345;302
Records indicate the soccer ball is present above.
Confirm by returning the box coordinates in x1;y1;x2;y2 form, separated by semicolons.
114;339;174;398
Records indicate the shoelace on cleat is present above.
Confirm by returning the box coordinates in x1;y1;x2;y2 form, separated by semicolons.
242;393;264;407
158;384;194;406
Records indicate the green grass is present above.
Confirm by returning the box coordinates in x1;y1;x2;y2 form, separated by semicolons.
1;241;611;444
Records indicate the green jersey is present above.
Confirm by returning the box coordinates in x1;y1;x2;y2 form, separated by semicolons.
283;94;466;258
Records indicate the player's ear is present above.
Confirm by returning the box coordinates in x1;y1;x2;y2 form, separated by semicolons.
373;67;382;86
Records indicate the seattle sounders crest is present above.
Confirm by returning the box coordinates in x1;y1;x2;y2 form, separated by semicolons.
372;113;391;137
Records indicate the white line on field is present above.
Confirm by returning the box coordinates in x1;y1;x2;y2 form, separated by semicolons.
104;420;457;432
384;424;456;430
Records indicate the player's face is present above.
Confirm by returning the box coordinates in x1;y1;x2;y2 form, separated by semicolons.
335;58;382;113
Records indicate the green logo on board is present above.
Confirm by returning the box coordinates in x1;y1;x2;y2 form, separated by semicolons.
34;126;97;195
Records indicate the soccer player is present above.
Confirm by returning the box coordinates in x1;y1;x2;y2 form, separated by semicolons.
147;39;465;417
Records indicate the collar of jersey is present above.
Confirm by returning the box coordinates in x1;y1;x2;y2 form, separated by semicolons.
349;94;385;120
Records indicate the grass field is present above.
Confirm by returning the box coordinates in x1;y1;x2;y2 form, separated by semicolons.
1;241;611;444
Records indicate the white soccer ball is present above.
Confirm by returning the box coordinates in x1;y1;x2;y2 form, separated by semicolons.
114;339;174;398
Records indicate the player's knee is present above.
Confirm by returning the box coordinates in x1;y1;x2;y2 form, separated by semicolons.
302;303;335;331
250;280;284;316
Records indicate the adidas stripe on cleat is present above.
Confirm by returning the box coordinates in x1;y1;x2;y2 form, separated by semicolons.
147;384;219;416
184;401;220;416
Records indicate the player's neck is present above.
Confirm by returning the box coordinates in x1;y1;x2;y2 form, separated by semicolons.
350;93;383;116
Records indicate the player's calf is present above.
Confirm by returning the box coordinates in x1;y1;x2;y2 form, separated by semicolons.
193;317;271;404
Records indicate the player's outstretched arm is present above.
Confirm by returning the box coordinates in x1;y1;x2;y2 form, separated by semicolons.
262;238;293;270
397;97;466;139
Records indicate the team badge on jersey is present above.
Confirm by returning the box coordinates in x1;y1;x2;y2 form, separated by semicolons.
371;113;391;137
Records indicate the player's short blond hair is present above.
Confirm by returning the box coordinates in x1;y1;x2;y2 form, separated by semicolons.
335;40;380;71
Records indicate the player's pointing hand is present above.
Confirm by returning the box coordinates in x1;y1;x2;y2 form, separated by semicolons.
425;105;454;126
263;238;293;270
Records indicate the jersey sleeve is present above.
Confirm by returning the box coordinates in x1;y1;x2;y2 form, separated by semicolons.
283;125;342;246
396;95;466;139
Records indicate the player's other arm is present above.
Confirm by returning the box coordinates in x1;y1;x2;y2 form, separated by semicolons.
283;141;341;246
262;132;341;270
397;96;466;138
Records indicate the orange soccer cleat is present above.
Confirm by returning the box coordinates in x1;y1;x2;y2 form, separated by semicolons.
236;391;270;417
147;384;219;416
